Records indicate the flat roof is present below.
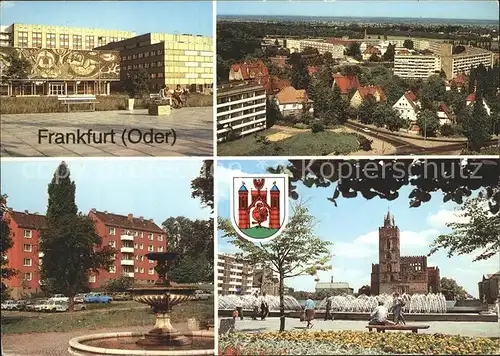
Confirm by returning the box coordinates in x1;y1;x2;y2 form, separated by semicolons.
217;82;265;95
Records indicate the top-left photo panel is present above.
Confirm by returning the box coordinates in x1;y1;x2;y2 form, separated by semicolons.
0;1;214;157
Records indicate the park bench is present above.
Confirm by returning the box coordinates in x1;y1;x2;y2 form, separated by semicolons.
58;95;98;112
150;93;172;106
366;324;430;333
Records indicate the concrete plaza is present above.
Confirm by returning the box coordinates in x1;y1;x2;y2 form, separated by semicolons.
226;317;500;338
0;107;213;157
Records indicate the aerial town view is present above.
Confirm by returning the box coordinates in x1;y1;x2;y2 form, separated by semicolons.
216;158;500;355
0;1;214;157
0;159;215;355
216;1;499;156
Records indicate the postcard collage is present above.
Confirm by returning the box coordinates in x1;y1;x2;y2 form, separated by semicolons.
0;1;499;355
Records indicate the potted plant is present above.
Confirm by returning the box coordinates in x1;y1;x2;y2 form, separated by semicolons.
124;69;150;111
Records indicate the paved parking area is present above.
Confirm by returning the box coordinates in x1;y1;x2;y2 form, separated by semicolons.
1;107;213;157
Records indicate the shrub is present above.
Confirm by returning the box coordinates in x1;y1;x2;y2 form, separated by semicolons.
311;121;325;133
358;135;373;151
440;123;454;136
293;123;309;130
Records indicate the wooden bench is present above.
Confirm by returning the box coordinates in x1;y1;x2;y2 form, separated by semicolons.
366;325;430;333
150;93;172;106
58;95;98;112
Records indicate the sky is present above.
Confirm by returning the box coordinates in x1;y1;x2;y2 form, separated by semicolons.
217;159;499;298
217;1;499;21
1;158;211;228
0;1;213;36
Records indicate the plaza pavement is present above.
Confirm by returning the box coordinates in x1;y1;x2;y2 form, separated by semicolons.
0;107;213;157
226;317;500;338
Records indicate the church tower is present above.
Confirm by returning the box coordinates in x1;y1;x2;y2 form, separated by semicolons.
378;211;401;294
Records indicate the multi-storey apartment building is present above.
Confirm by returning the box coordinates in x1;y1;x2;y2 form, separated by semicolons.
216;82;267;142
2;209;166;297
299;40;344;58
97;32;213;92
0;25;12;47
442;47;495;79
88;209;166;288
393;54;441;78
6;23;134;50
3;210;46;299
217;254;254;295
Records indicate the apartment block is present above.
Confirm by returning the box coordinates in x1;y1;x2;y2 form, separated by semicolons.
393;54;441;78
97;32;213;91
88;209;166;289
442;47;495;79
3;210;46;299
0;25;12;47
216;82;267;142
299;39;344;58
217;254;254;295
8;23;135;50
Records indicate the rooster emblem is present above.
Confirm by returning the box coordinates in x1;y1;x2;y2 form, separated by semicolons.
252;202;269;228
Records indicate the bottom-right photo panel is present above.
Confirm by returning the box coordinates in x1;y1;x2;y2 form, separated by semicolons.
216;158;500;355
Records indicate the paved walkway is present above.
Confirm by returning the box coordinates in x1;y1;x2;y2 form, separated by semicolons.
226;317;500;338
0;108;213;157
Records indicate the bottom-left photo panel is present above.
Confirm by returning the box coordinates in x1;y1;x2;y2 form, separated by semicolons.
0;158;215;356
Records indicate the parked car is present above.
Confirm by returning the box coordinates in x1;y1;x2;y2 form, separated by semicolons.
84;293;112;303
49;294;69;302
34;300;49;312
74;294;87;304
193;290;210;300
1;300;20;310
113;292;131;301
23;300;37;312
46;300;86;312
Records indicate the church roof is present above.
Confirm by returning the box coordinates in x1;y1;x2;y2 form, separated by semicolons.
271;182;279;192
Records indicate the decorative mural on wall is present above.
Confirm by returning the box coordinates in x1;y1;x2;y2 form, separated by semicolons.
0;47;120;80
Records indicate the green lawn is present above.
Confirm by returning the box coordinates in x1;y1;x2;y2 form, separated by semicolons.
219;130;361;156
242;227;278;239
1;299;213;334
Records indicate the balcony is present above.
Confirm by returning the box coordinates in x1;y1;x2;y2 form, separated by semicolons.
122;272;134;278
121;247;134;253
121;234;134;241
121;259;134;266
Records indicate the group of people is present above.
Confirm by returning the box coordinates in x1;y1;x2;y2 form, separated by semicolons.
158;84;188;108
233;292;270;321
369;292;406;326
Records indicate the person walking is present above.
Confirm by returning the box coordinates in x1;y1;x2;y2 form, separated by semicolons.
369;300;395;325
235;297;244;321
392;293;406;325
252;292;259;320
324;297;334;321
304;295;316;329
260;292;269;320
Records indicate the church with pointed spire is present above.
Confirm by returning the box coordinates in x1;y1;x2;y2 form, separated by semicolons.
370;211;441;295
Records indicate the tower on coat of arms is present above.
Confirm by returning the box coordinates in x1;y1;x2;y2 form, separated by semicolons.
230;174;288;243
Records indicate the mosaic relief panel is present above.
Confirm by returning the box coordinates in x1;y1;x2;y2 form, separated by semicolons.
0;47;120;80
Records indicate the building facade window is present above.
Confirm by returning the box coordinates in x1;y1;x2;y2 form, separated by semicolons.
108;228;116;235
23;272;33;281
109;241;116;248
85;35;95;50
110;37;119;42
140;268;144;273
148;245;154;252
23;244;32;252
158;246;163;252
23;258;32;266
46;33;56;48
59;34;69;49
109;265;116;273
18;31;28;47
73;35;82;50
49;83;65;96
89;276;96;283
24;230;32;238
32;32;42;48
148;268;154;275
97;36;107;47
134;267;139;273
138;53;144;58
158;235;163;242
148;233;153;240
139;244;143;250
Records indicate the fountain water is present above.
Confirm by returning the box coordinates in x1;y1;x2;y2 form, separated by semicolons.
218;294;302;311
317;293;447;313
68;252;214;355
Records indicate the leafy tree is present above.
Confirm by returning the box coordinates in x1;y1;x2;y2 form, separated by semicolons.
346;43;362;61
267;159;500;214
382;44;395;61
1;194;15;302
311;121;325;133
291;58;310;90
39;162;114;311
104;276;133;293
169;255;213;284
440;123;454;136
357;95;377;124
191;160;214;213
2;50;32;93
429;190;499;262
372;102;406;132
440;277;468;301
322;51;334;66
358;285;371;296
421;75;446;104
124;68;151;98
266;97;283;129
403;39;414;49
219;203;332;332
463;97;490;152
416;109;440;137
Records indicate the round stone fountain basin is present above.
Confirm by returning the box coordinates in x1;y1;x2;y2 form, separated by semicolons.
68;331;214;356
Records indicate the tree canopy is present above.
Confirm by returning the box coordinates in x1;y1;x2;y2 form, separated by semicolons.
1;194;15;301
440;277;468;301
191;160;214;213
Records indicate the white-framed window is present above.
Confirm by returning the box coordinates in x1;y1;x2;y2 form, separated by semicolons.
108;228;116;236
23;272;33;281
134;243;138;249
140;232;144;238
23;244;32;252
112;254;116;260
23;258;32;266
109;240;116;248
133;231;139;237
158;235;163;242
24;230;32;238
109;265;116;273
140;268;144;273
140;255;144;261
134;267;139;273
148;268;154;275
158;246;163;252
139;243;143;250
148;233;154;240
148;245;154;252
89;276;96;283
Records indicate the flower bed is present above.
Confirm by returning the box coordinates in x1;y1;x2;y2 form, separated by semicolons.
219;331;500;355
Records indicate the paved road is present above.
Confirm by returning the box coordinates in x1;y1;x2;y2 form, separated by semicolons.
0;107;213;157
226;317;500;338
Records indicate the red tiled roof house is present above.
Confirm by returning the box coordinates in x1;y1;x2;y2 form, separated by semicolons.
274;86;314;117
350;85;386;108
229;60;270;86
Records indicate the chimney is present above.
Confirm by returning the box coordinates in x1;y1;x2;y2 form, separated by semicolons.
91;208;96;213
331;276;334;284
24;210;29;214
127;213;133;221
139;216;144;221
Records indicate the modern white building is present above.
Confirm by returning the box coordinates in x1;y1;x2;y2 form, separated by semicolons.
217;253;254;295
216;82;267;142
443;47;495;79
0;25;12;47
298;39;344;58
393;54;442;78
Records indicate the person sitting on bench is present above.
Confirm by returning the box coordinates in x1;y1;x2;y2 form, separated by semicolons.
172;85;185;108
159;85;172;104
369;300;395;325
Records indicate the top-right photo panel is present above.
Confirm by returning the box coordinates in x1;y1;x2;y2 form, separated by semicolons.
216;0;499;157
